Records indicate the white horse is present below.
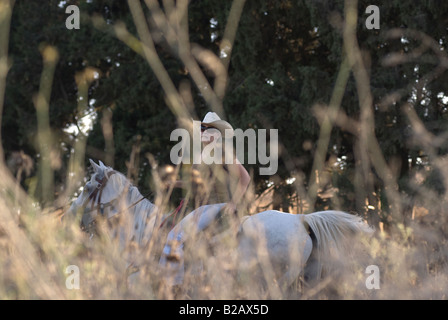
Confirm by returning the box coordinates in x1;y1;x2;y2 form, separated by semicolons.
68;160;373;295
160;204;374;293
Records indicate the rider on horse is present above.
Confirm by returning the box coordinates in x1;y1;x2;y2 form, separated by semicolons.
160;112;251;280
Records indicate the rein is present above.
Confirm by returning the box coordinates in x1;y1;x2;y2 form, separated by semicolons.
159;198;185;230
115;190;153;216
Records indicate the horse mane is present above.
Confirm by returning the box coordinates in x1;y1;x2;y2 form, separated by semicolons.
100;166;159;245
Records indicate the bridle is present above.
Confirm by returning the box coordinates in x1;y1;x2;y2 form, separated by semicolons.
83;170;117;215
80;170;119;232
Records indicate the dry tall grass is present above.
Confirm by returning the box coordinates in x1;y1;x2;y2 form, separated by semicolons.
0;0;447;300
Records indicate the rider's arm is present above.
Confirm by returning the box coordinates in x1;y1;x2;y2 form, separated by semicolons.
226;159;250;211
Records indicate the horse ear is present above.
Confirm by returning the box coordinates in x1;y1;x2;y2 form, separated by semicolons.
89;159;101;172
98;160;107;169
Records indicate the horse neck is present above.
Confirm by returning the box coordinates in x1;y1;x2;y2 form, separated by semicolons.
126;184;157;217
122;185;160;245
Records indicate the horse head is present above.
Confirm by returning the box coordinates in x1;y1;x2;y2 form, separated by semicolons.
68;159;159;243
69;160;124;221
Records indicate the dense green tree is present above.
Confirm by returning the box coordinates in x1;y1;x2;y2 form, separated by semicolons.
3;0;448;224
303;0;448;218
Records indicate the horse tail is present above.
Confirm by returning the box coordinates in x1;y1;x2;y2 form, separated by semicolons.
303;211;373;279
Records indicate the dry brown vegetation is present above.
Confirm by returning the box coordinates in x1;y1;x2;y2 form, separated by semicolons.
0;0;447;300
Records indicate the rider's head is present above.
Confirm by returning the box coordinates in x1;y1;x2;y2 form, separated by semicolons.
200;112;234;144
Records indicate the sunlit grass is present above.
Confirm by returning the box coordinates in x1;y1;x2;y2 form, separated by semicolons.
1;0;447;300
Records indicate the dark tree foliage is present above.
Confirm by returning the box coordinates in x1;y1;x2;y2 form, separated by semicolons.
3;0;448;217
